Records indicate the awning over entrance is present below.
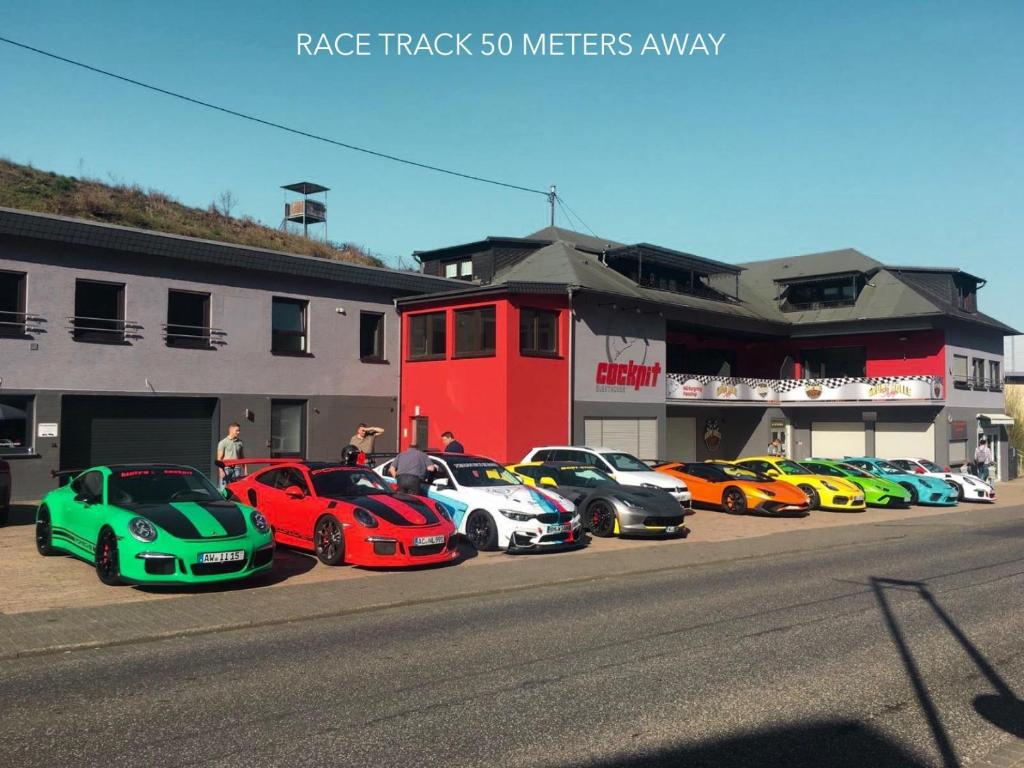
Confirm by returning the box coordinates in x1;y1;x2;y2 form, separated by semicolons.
977;412;1015;426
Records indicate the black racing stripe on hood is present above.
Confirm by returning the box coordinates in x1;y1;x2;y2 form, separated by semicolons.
132;504;203;539
196;502;248;537
355;496;437;527
392;494;441;524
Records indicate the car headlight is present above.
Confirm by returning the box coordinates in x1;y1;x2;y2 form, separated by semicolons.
640;483;660;489
822;481;839;491
128;517;157;542
353;508;378;528
250;511;270;533
499;508;533;522
620;496;645;509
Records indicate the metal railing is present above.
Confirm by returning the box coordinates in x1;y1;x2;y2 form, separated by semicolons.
160;322;227;348
65;315;143;342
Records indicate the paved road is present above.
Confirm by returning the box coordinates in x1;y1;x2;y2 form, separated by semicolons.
1;512;1023;767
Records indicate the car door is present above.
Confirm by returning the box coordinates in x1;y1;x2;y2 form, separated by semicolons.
249;468;286;527
63;471;106;557
283;467;323;543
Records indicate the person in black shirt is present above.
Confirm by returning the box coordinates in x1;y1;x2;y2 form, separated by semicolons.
441;431;464;454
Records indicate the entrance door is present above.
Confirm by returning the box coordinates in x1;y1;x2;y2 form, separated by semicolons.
411;417;429;450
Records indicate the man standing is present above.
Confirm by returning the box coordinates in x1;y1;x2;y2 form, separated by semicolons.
349;424;384;458
974;438;993;482
389;444;437;495
217;422;245;488
767;438;785;457
441;431;464;453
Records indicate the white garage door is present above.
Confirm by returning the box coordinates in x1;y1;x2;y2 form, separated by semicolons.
667;417;697;462
584;418;658;462
811;422;866;459
875;422;935;461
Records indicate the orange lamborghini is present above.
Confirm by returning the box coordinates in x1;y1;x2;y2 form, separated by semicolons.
655;462;811;517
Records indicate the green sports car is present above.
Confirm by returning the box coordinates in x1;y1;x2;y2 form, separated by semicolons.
803;458;912;508
36;464;275;585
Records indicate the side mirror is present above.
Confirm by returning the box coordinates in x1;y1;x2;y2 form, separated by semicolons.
222;488;232;500
765;469;780;478
431;478;449;489
284;485;306;499
539;477;558;488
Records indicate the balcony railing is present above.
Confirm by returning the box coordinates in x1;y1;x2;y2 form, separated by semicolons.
161;322;227;349
66;315;143;343
952;376;1004;392
666;373;946;404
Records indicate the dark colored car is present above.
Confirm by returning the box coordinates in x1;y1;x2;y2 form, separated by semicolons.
0;459;10;526
509;461;689;538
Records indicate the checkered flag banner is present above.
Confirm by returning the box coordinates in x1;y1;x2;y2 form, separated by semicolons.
666;374;943;403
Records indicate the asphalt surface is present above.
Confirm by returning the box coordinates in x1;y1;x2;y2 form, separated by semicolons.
1;512;1023;767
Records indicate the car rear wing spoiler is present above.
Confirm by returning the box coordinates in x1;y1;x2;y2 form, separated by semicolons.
219;458;298;476
50;468;83;487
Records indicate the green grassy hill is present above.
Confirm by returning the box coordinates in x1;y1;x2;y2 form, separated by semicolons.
0;159;383;267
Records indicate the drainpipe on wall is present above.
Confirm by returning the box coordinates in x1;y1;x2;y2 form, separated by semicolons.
393;296;403;452
568;286;576;445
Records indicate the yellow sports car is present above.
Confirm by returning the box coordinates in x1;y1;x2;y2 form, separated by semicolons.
730;457;866;512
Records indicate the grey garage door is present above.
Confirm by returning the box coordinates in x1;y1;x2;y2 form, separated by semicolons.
60;396;217;476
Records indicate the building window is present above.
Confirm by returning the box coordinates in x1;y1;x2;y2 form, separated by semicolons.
271;400;305;458
971;358;985;389
359;312;385;362
408;311;446;360
520;308;559;356
801;347;866;379
443;259;473;280
952;354;969;389
73;280;125;343
272;297;308;355
0;395;32;456
780;276;863;311
989;360;1002;391
0;271;27;337
166;290;211;348
454;306;496;357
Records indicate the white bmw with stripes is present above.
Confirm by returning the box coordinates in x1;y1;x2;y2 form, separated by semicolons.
376;453;582;552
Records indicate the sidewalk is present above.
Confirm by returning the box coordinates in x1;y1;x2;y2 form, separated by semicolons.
1;484;1022;661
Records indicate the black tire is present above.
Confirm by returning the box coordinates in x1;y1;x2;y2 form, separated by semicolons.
722;487;747;515
798;485;820;510
900;483;920;505
95;527;122;586
36;507;55;556
314;515;346;566
946;480;964;501
586;500;617;537
465;509;499;551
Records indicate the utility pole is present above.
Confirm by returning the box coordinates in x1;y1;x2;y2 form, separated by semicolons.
548;185;557;227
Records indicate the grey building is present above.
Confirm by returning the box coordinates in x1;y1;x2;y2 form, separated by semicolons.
403;227;1017;478
0;208;457;501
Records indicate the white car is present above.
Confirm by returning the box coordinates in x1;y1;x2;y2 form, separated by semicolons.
888;458;996;503
521;446;692;510
376;453;583;552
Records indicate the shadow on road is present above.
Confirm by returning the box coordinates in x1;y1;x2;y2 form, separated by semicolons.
574;720;929;767
871;576;1024;768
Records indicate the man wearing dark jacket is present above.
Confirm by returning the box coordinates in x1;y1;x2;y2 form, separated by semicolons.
441;431;464;453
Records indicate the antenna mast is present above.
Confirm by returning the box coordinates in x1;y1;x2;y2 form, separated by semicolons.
548;184;557;227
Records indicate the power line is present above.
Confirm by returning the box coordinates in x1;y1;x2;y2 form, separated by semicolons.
0;35;549;197
556;194;599;238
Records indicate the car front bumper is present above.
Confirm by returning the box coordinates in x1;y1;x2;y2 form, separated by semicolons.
346;533;460;567
617;508;689;536
819;492;867;512
749;499;810;517
117;533;275;584
506;522;585;552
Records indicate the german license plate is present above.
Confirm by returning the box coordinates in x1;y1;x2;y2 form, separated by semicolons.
547;523;567;534
665;526;678;533
854;496;864;503
414;535;445;546
198;550;244;564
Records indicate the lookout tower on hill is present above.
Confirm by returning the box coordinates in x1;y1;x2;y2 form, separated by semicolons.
281;181;329;240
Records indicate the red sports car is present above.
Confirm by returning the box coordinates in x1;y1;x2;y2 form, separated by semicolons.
224;459;458;567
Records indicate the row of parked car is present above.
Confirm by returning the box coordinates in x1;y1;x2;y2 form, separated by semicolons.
28;445;995;587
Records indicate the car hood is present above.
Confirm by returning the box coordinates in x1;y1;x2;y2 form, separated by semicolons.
789;475;861;494
130;501;249;539
602;485;680;514
610;470;688;491
464;484;576;513
345;494;451;528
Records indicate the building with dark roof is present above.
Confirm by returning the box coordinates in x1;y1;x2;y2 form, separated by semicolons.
0;207;461;500
398;226;1016;479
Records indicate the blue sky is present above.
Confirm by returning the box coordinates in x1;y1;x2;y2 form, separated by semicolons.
2;1;1022;328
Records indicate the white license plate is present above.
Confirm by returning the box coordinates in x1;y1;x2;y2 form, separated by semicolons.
854;496;864;503
198;550;245;564
414;535;445;546
547;524;567;534
665;526;678;533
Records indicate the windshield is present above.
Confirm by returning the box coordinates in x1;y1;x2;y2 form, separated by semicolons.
920;460;945;473
873;460;907;476
449;461;522;487
108;467;221;505
776;459;811;476
719;465;762;482
311;467;391;497
600;453;651;471
553;466;616;487
803;462;846;478
837;463;873;478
